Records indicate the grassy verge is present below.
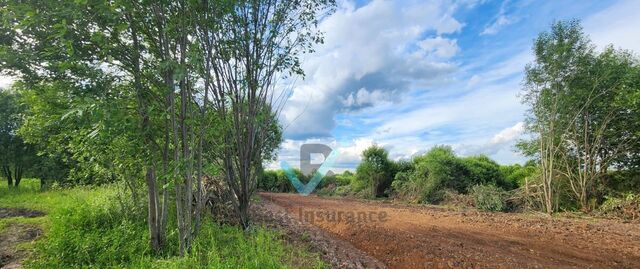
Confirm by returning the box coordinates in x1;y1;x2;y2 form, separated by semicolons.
0;179;326;268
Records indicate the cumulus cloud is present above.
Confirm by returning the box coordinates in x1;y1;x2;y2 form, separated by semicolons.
457;121;524;156
416;37;460;59
281;0;464;139
372;80;524;139
490;121;524;144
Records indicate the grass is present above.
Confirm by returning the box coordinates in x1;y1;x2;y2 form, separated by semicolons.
0;179;326;268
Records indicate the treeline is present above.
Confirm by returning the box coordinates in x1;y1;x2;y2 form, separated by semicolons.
260;145;536;212
0;0;335;257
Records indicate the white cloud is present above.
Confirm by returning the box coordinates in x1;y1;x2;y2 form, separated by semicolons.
281;0;464;139
456;121;525;161
490;121;524;144
584;0;640;53
341;87;395;108
372;79;524;139
417;37;460;59
479;0;514;36
481;15;511;35
464;50;532;88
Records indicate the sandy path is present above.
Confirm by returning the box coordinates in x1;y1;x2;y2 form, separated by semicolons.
259;193;640;269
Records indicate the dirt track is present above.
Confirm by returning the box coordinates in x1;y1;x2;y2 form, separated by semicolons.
259;193;640;269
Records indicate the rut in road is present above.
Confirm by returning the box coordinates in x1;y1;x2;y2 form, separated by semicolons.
259;193;640;269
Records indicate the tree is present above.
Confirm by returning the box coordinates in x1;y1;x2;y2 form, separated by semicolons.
462;155;513;190
558;46;640;211
0;0;190;252
194;0;334;229
0;90;33;188
521;20;594;213
356;145;395;197
1;0;332;254
521;20;640;212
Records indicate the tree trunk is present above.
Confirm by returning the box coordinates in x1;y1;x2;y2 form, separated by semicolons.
145;167;161;252
3;165;13;188
14;165;22;187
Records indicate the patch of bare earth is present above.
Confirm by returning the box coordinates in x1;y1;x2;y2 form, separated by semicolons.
0;208;44;269
0;208;44;219
252;196;386;269
259;193;640;269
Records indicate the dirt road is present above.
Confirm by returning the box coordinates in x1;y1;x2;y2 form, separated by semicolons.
259;193;640;269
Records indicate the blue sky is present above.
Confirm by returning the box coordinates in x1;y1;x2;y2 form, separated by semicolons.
272;0;640;171
0;0;637;172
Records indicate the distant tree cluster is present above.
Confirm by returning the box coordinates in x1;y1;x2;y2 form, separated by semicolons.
260;144;535;212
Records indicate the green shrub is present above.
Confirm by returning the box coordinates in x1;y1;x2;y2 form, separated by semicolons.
599;193;640;220
391;146;519;204
355;145;395;198
462;155;513;190
500;162;536;189
470;185;506;212
258;169;294;192
396;146;467;202
20;185;325;268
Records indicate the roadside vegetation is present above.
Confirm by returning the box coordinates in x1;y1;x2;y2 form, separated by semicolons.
259;21;640;219
1;179;325;268
0;0;334;267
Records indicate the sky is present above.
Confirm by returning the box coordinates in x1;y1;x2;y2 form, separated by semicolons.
1;0;639;172
272;0;640;171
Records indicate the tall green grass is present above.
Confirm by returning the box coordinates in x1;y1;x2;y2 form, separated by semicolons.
0;179;325;268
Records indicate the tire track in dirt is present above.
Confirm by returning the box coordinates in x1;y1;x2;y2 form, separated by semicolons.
260;193;640;269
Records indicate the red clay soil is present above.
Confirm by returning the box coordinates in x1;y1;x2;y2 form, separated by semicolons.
259;193;640;269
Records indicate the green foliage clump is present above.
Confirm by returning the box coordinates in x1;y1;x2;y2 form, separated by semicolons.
393;147;474;202
4;184;326;269
500;161;537;188
258;169;294;193
599;193;640;220
355;145;395;198
462;155;515;190
391;146;522;204
470;185;506;212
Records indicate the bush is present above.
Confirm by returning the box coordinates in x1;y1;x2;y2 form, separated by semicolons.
462;155;513;190
258;169;294;193
470;185;506;212
500;162;536;189
393;146;467;203
355;145;395;198
599;193;640;220
314;171;355;195
22;185;326;268
391;146;519;204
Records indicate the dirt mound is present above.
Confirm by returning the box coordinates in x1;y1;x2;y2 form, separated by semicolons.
0;223;42;269
261;192;640;269
0;208;45;219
